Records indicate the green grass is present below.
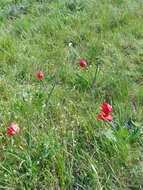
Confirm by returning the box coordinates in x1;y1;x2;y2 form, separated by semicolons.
0;0;143;189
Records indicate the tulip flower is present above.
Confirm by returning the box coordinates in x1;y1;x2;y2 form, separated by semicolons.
79;59;87;68
102;103;112;115
97;102;112;122
8;122;20;136
36;71;44;79
96;113;112;122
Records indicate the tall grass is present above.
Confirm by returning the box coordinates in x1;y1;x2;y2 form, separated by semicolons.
0;0;143;189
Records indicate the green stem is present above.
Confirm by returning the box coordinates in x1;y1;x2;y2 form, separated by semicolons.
92;64;99;87
45;81;56;110
90;64;99;97
11;137;14;150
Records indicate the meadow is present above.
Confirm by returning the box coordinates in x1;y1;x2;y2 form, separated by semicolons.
0;0;143;189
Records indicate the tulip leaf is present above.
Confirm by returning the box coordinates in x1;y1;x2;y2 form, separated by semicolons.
104;128;117;142
92;64;99;87
26;132;30;148
45;81;56;109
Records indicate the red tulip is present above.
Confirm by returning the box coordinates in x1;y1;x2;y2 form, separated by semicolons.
96;113;106;120
96;113;112;122
79;59;87;68
8;122;20;136
97;102;113;122
36;71;43;79
104;114;112;122
102;102;112;115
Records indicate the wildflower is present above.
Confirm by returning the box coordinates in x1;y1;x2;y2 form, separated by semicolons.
36;71;43;79
104;114;112;122
8;122;20;136
96;113;112;122
96;113;105;120
97;102;112;122
79;59;87;68
102;102;112;115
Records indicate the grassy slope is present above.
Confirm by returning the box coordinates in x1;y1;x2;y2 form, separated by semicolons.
0;0;143;189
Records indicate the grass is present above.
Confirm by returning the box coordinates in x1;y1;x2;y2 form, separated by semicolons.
0;0;143;189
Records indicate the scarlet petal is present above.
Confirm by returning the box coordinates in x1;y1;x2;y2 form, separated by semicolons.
8;123;20;136
79;59;87;68
8;128;15;136
8;127;14;133
97;112;112;122
9;122;15;127
96;113;106;120
102;102;112;114
104;114;112;122
36;71;44;79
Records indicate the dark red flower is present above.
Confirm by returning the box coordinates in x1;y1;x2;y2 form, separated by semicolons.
8;122;20;136
96;113;106;120
36;71;43;79
102;102;112;115
79;59;87;68
96;112;112;122
104;114;112;122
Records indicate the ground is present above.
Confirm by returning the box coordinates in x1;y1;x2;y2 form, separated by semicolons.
0;0;143;189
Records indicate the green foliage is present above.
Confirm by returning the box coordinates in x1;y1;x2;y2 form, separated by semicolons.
0;0;143;189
